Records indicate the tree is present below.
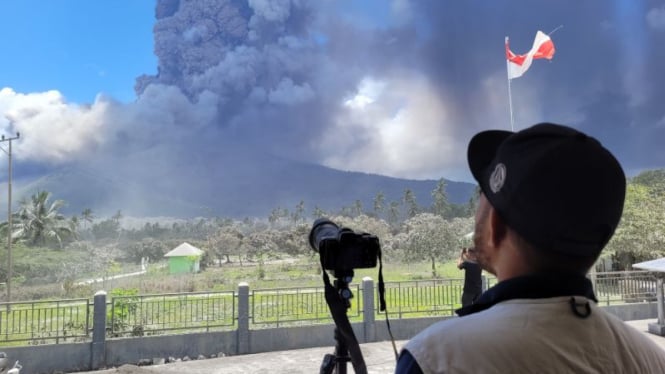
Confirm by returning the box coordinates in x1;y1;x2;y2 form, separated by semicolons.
340;205;354;217
292;200;306;224
273;223;310;256
269;207;289;228
69;216;80;234
122;239;168;263
631;169;665;196
331;214;392;240
312;206;327;219
81;208;95;229
388;201;401;227
91;218;121;241
603;183;665;269
373;191;386;217
401;213;473;277
209;225;245;265
9;191;76;248
403;188;419;218
431;179;450;218
465;186;481;217
244;230;280;278
352;200;363;217
112;210;123;223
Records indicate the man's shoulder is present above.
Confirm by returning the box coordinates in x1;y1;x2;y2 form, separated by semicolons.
407;299;580;348
406;310;504;346
403;310;527;373
405;301;665;372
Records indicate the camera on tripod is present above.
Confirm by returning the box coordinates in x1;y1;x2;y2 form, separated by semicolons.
308;218;380;271
308;218;383;374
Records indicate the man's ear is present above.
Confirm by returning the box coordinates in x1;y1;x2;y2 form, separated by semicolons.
488;206;509;248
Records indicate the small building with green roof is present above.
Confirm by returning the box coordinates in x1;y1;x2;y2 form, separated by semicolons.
164;242;204;274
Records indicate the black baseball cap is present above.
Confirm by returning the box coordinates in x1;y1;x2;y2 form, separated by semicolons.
467;123;626;257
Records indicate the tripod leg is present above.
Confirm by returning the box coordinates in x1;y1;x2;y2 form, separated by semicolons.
334;328;349;374
320;353;336;374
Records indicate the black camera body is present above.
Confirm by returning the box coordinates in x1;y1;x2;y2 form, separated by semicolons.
309;218;380;271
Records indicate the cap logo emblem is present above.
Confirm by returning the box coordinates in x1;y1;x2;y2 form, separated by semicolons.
489;163;506;193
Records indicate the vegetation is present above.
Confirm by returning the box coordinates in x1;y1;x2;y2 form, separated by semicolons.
1;191;77;248
604;172;665;269
0;170;664;301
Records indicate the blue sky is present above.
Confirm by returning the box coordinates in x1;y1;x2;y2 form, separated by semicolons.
0;0;156;103
0;0;394;105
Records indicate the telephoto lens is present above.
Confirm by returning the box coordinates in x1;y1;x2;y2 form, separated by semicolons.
309;218;340;252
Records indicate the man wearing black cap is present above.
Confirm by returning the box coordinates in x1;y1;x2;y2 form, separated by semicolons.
395;123;665;373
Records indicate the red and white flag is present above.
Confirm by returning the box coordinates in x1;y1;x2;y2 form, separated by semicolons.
506;31;555;79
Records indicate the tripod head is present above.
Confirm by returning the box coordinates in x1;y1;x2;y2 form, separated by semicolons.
332;269;354;309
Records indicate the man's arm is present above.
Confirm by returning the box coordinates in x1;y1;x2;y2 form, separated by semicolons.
394;349;424;374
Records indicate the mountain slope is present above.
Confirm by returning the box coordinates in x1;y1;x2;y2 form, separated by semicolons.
5;151;476;219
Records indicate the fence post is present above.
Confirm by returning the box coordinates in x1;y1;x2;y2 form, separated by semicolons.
91;290;107;370
237;282;250;355
362;277;375;343
589;271;597;294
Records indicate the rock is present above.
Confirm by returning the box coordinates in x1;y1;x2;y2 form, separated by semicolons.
116;364;151;373
137;358;152;366
167;356;177;363
182;356;191;361
197;354;206;360
152;357;166;365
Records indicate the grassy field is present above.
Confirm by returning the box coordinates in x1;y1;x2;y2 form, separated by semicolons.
3;248;477;303
83;257;469;296
6;256;471;302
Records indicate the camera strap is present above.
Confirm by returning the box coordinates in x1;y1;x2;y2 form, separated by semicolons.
320;259;368;374
377;248;399;361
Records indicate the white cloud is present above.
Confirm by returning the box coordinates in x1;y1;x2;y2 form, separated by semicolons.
0;83;221;167
249;0;292;23
647;6;665;30
343;77;385;109
321;71;465;179
0;87;109;163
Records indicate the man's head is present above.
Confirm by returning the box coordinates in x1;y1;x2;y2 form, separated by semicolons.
463;247;477;261
467;123;626;276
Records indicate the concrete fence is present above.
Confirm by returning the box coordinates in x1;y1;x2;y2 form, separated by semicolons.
1;276;660;374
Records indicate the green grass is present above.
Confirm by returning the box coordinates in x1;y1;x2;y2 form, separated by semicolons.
7;254;485;304
140;257;469;293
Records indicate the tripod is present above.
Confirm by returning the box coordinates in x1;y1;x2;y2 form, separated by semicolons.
320;269;357;374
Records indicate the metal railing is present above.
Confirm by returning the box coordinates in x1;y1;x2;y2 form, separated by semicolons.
0;298;92;344
251;285;361;327
379;279;464;318
0;270;659;345
109;291;236;337
592;271;658;305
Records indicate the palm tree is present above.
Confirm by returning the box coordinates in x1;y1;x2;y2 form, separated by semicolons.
81;208;95;229
11;191;76;248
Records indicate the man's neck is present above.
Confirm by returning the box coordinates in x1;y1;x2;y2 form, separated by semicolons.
493;247;532;282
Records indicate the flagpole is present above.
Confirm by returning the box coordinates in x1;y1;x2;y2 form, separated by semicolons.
505;36;515;131
549;25;563;36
